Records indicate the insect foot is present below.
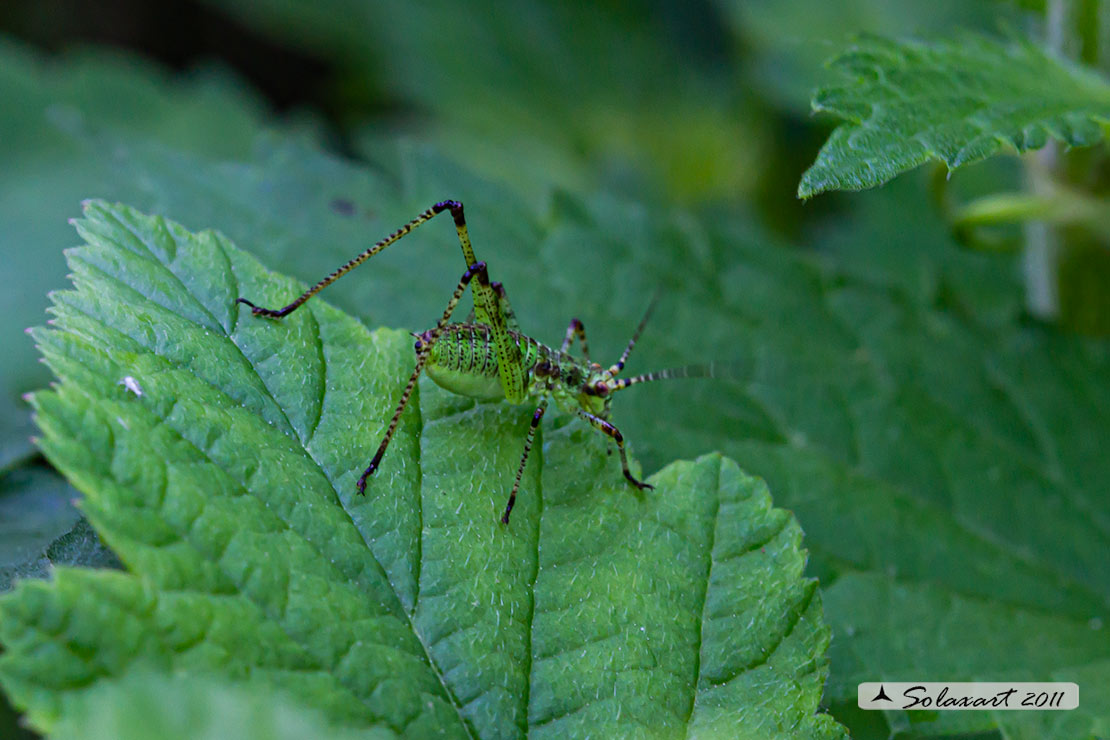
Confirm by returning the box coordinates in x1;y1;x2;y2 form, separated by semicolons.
235;297;291;318
356;450;385;494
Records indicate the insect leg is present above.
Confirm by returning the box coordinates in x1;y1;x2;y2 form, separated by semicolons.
357;260;490;492
435;202;525;404
501;397;549;524
235;200;508;324
559;318;590;361
237;202;467;318
490;281;521;333
575;410;654;491
462;281;515;328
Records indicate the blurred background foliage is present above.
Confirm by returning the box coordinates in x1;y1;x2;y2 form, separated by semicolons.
1;1;1108;739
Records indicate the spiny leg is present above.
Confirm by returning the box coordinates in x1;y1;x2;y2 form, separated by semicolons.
357;260;490;493
607;292;660;376
560;318;590;361
467;281;519;328
238;201;464;318
576;410;654;491
235;199;528;501
439;206;525;404
479;277;525;403
231;196;528;482
502;397;549;524
236;198;523;400
235;200;514;336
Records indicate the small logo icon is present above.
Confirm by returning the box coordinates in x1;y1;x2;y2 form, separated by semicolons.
871;685;892;703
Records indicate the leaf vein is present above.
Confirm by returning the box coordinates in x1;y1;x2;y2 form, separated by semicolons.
682;455;722;735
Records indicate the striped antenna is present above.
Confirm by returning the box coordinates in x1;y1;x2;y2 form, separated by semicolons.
611;362;743;391
608;291;662;376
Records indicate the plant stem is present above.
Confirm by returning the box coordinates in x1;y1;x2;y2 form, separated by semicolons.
1023;0;1071;319
1023;157;1059;319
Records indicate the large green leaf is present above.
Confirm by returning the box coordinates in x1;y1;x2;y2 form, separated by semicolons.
809;170;1026;329
536;190;1110;737
0;201;844;739
799;33;1110;198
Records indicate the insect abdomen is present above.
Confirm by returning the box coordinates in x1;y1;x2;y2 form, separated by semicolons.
423;325;538;402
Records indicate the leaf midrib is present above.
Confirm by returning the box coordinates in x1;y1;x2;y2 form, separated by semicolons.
219;248;479;740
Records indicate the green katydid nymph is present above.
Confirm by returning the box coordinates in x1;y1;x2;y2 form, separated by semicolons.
236;200;727;524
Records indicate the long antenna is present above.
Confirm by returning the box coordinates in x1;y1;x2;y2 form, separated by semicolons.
608;291;661;376
611;362;743;391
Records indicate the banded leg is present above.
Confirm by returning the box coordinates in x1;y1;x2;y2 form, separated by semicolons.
560;318;590;361
238;201;466;318
576;410;654;491
421;205;524;404
502;397;549;524
357;261;490;493
235;199;525;411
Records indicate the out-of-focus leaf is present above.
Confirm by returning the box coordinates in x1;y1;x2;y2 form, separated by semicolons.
205;0;766;203
0;36;285;470
809;170;1026;328
800;34;1110;197
51;669;397;740
0;465;119;593
713;0;1005;108
529;188;1110;738
824;574;1109;739
0;202;844;739
0;466;75;590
